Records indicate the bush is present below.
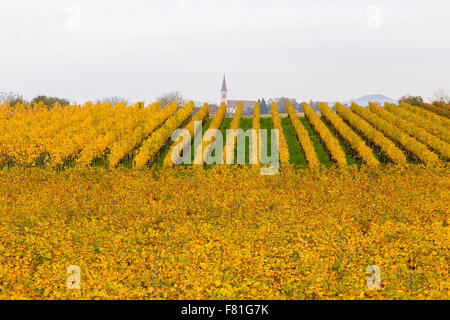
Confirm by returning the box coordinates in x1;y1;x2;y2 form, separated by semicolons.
399;95;424;106
0;92;27;106
31;95;70;108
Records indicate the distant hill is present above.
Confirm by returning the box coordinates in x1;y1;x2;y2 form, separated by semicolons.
348;94;398;107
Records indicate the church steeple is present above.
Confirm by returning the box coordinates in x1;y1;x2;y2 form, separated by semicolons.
221;75;227;92
221;75;228;104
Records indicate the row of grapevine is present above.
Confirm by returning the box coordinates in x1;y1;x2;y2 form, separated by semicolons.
2;100;447;170
351;103;439;166
270;102;290;165
1;102;115;167
194;102;227;165
251;102;260;165
223;103;243;164
0;103;65;166
163;103;210;167
420;103;450;119
76;102;158;167
0;103;12;165
286;102;320;167
370;103;450;160
303;103;347;166
27;103;84;166
384;103;450;144
108;102;177;168
400;103;450;128
134;102;194;168
320;103;379;168
433;101;450;110
335;104;407;165
49;102;155;168
48;103;108;168
0;103;9;120
1;100;210;169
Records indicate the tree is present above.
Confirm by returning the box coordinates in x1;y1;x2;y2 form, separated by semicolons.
399;95;424;106
0;92;27;106
274;97;298;114
32;95;70;108
96;96;129;106
157;91;185;108
432;89;450;104
243;109;253;117
260;98;268;114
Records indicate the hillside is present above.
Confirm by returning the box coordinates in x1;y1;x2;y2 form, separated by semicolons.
349;94;398;106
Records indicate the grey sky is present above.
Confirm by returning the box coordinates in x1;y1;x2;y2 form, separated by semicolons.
1;0;449;104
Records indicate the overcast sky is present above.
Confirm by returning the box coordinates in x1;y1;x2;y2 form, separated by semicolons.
1;0;449;104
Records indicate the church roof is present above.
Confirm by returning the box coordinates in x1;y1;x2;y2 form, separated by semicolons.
227;100;256;109
209;104;219;112
221;75;227;91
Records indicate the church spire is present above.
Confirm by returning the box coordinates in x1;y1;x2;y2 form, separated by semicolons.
220;75;228;104
221;75;227;92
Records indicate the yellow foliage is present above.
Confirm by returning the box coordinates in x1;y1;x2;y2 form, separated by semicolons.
385;103;450;144
321;103;379;168
270;102;290;165
352;103;440;166
303;103;347;166
421;103;450;119
401;103;450;128
108;102;175;168
134;102;194;168
222;103;243;164
0;101;168;169
0;165;448;300
286;102;320;167
372;103;450;161
335;104;407;166
251;102;260;165
163;103;210;167
193;103;226;165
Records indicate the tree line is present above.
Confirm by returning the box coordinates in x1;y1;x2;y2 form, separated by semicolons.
2;89;449;113
0;91;186;109
0;92;71;108
399;89;450;106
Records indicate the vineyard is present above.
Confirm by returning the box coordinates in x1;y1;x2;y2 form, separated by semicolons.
1;100;449;169
0;100;449;300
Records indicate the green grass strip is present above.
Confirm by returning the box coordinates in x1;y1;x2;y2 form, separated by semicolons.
260;117;274;158
239;117;253;164
220;118;233;147
281;117;307;167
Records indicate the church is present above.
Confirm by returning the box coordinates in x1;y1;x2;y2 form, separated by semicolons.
220;75;256;115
